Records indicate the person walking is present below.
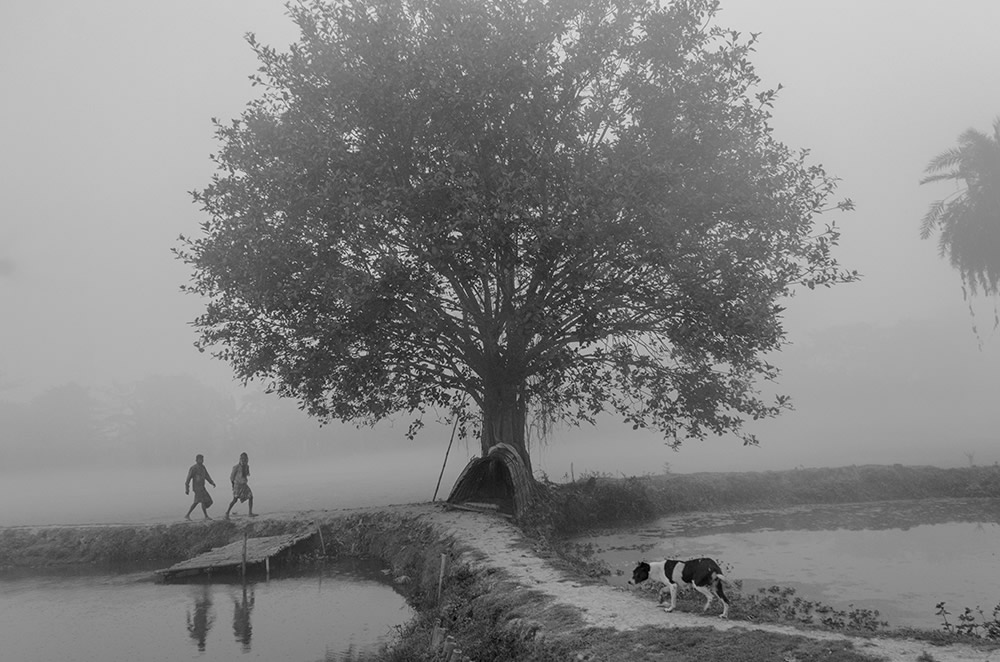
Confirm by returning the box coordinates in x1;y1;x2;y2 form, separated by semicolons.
225;452;256;519
184;454;217;520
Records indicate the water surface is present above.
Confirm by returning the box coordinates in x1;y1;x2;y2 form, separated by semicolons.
0;560;412;662
570;497;1000;630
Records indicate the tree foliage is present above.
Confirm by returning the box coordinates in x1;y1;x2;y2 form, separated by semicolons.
920;116;1000;298
176;0;857;471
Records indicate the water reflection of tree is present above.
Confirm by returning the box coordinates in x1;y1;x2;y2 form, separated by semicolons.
186;584;215;652
327;645;360;662
232;583;255;652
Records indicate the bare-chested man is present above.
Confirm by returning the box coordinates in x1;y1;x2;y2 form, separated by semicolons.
184;454;217;520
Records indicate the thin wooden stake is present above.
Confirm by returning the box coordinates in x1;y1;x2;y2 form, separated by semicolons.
437;553;446;602
430;621;446;651
265;556;270;581
241;531;248;577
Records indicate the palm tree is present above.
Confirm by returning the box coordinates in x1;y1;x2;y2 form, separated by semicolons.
920;116;1000;296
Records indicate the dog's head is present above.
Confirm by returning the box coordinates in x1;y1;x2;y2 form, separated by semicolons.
628;561;650;585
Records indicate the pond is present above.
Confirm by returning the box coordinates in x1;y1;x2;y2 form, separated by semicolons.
568;497;1000;630
0;559;413;662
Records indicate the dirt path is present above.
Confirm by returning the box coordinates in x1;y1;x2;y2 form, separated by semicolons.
384;503;998;662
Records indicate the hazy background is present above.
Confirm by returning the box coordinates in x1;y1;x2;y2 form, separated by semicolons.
2;1;999;524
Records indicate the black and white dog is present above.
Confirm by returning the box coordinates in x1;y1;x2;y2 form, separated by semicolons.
629;558;730;618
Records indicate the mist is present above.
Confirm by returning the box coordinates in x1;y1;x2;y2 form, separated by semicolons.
3;1;1000;527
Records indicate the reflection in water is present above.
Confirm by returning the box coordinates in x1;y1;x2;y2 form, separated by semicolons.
232;583;255;651
0;561;412;662
328;644;359;661
186;584;215;652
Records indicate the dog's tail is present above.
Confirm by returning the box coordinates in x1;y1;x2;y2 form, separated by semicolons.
712;573;731;604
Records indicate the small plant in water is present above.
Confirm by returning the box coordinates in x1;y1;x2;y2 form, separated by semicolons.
936;601;1000;640
554;540;612;579
734;585;888;632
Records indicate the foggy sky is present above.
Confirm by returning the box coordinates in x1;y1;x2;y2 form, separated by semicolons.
2;1;999;477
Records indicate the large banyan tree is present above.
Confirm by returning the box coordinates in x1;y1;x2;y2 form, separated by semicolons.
176;0;857;477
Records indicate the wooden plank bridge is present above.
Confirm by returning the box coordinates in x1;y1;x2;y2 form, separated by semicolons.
155;530;316;580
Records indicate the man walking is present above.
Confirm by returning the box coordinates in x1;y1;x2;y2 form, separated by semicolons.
185;454;217;520
225;452;256;519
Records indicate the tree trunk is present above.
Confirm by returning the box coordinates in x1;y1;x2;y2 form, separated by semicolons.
480;381;531;476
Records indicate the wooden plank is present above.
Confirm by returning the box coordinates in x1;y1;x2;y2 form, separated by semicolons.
155;531;315;577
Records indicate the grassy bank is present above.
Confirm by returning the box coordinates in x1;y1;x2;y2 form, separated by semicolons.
0;521;237;568
532;463;1000;535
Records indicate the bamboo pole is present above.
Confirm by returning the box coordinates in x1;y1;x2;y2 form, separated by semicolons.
433;408;464;502
316;523;326;556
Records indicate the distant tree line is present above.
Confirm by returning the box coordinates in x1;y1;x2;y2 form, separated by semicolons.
0;376;360;472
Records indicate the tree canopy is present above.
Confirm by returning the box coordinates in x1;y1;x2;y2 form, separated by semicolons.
920;116;1000;298
176;0;857;474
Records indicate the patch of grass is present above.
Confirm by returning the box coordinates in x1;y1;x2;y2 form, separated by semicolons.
549;539;613;580
620;576;889;635
643;464;1000;513
730;584;888;633
565;625;879;662
519;464;1000;543
364;554;587;661
521;472;658;537
0;522;241;568
935;601;1000;641
892;625;992;648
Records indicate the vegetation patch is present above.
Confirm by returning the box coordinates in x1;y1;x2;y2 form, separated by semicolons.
645;464;1000;513
0;522;238;569
935;602;1000;641
522;464;1000;538
564;626;877;662
728;584;887;632
521;473;658;537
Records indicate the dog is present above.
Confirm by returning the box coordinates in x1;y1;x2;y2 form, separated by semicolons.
629;558;730;618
